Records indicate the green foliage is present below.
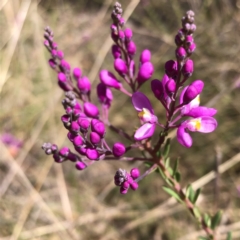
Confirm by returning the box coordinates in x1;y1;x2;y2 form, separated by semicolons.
203;213;211;228
163;138;171;158
162;186;183;203
186;185;201;204
226;232;232;240
211;210;222;230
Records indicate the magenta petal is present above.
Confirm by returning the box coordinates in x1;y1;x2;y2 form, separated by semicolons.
186;107;217;118
132;92;153;113
198;117;218;133
179;86;188;104
134;123;155;141
177;125;192;148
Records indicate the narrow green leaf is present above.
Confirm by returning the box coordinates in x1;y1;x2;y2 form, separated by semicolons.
165;157;170;168
211;210;222;230
193;188;201;204
186;185;195;203
198;237;208;240
193;207;201;219
167;166;173;175
173;158;179;176
174;172;181;182
226;232;232;240
163;138;171;158
156;150;161;158
203;213;211;228
162;186;182;203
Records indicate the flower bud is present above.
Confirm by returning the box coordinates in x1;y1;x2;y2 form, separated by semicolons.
137;62;154;84
78;118;90;131
130;168;140;179
97;83;113;108
129;60;135;79
73;68;82;80
130;182;138;190
183;80;204;104
86;148;99;160
75;161;87;170
59;147;69;157
58;72;73;91
182;59;194;77
73;136;83;147
140;49;151;64
99;70;122;89
166;79;176;96
126;41;136;55
187;42;196;54
75;146;86;156
175;47;187;60
70;121;80;133
83;102;99;118
124;28;132;42
151;79;164;101
118;30;125;42
120;187;128;194
48;59;56;69
91;120;105;137
185;35;194;46
77;76;91;93
112;45;121;59
67;132;75;142
51;49;57;57
114;58;128;75
90;132;101;144
60;60;71;71
112;142;126;157
165;60;178;77
57;50;64;59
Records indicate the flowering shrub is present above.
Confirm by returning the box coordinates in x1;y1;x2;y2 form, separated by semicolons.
42;2;226;240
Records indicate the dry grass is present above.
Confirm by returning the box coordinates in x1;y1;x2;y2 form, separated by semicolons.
0;0;240;239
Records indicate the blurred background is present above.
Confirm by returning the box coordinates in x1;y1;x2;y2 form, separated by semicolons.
0;0;240;239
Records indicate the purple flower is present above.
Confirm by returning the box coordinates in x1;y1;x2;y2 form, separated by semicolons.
97;83;113;108
132;92;158;141
99;70;122;89
177;117;217;148
137;62;154;84
140;49;151;64
83;102;99;118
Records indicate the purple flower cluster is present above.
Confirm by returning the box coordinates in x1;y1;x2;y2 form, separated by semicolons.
42;2;218;194
131;10;217;148
114;168;139;194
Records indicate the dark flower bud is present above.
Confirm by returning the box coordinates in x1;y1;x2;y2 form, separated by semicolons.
182;59;194;77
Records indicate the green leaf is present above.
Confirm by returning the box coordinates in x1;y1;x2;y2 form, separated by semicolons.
203;213;211;228
198;237;209;240
173;158;179;176
163;138;171;158
165;157;170;168
211;210;222;230
156;150;161;158
193;207;201;220
193;188;201;204
186;185;195;203
226;232;232;240
174;172;181;182
162;186;182;203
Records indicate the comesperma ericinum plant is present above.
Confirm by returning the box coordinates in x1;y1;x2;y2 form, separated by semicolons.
42;2;228;240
